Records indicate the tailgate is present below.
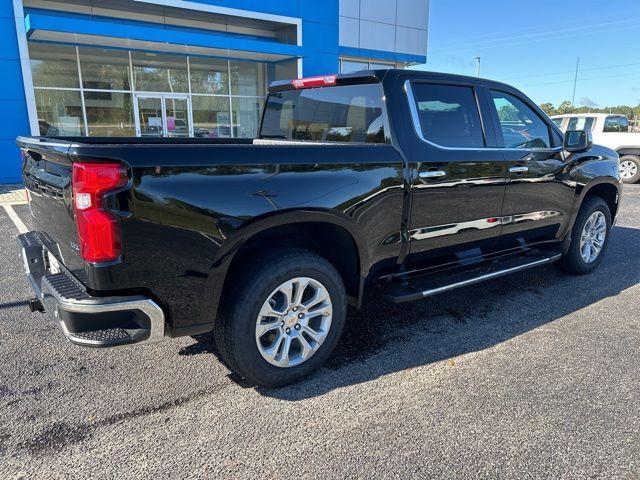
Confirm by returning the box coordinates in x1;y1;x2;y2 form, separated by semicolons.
17;137;86;275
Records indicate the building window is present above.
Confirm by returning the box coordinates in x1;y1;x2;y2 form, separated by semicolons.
232;97;265;138
192;96;231;138
28;41;287;139
34;89;85;136
85;92;135;137
29;43;80;89
132;52;189;93
340;58;396;74
79;47;131;91
230;60;267;97
189;57;229;95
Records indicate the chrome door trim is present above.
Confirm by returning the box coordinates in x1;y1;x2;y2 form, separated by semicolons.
419;170;446;179
403;80;563;155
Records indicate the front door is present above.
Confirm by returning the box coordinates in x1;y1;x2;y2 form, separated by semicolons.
486;89;575;249
135;95;191;137
404;80;508;267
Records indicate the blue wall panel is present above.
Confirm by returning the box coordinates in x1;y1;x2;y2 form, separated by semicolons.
302;53;340;77
0;2;14;18
0;18;20;60
0;60;30;101
303;22;339;55
299;0;339;75
298;0;338;25
0;6;29;183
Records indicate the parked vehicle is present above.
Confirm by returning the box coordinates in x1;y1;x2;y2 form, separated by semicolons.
17;70;622;387
552;113;640;183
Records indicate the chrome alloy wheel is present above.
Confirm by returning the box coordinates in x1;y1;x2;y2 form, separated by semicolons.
620;160;638;180
255;277;333;368
580;211;607;263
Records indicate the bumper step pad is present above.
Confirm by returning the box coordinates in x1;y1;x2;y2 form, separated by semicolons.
18;231;165;348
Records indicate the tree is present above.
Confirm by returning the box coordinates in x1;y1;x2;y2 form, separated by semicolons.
557;101;573;114
538;101;640;120
539;103;556;116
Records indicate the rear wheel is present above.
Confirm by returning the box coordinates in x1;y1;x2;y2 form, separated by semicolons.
557;196;612;275
215;249;346;387
619;155;640;184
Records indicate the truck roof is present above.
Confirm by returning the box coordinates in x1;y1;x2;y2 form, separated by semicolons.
551;113;627;119
268;68;522;94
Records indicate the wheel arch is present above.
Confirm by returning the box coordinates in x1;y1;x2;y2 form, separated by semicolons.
207;210;369;323
577;178;621;222
616;148;640;158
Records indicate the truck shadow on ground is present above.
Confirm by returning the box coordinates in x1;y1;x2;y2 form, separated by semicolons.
183;225;640;400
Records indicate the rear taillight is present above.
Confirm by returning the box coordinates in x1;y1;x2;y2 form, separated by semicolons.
72;162;128;263
291;75;337;89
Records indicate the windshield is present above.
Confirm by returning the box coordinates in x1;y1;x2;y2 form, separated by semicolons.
260;83;389;143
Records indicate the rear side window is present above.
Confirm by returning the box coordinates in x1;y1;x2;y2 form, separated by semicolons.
567;116;596;131
603;116;629;133
491;90;551;149
410;83;484;148
260;84;389;143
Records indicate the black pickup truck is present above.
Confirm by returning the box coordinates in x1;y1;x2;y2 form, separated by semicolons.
17;70;622;387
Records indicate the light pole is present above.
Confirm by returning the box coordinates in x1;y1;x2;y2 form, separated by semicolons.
570;57;580;112
474;56;481;77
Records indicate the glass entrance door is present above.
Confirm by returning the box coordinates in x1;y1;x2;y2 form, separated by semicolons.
137;96;164;137
164;96;190;138
135;95;191;137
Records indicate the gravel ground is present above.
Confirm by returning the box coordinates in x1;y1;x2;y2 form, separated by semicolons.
0;186;639;479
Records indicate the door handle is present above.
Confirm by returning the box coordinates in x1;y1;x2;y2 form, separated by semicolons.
419;170;446;179
509;166;529;173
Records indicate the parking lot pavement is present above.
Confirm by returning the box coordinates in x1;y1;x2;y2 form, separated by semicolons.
0;187;639;479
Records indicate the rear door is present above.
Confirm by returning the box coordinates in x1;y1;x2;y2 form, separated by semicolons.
402;78;508;267
485;88;575;249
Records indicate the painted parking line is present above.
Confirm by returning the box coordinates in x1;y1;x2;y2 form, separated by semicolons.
3;204;28;234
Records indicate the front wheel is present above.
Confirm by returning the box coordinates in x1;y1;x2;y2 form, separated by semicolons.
557;196;612;275
214;249;346;387
619;155;640;184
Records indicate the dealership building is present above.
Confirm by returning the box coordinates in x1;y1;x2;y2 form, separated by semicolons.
0;0;429;182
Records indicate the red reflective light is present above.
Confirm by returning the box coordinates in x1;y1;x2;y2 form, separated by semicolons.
291;75;337;89
72;162;128;263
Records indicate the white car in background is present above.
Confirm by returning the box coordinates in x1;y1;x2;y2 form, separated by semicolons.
551;113;640;183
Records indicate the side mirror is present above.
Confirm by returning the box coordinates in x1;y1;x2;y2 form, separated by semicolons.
563;130;592;152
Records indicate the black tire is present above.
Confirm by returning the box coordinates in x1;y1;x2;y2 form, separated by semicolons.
214;248;346;387
619;155;640;184
557;196;612;275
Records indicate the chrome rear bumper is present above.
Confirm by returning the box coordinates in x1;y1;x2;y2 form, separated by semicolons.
18;231;165;348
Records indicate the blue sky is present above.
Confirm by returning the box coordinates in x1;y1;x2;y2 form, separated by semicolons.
415;0;640;107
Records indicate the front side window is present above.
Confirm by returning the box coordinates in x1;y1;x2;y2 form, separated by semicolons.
603;116;629;133
567;116;596;131
411;83;484;148
491;91;551;149
260;84;389;143
552;118;565;129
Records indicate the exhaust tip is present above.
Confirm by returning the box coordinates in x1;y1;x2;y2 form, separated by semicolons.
28;298;44;313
